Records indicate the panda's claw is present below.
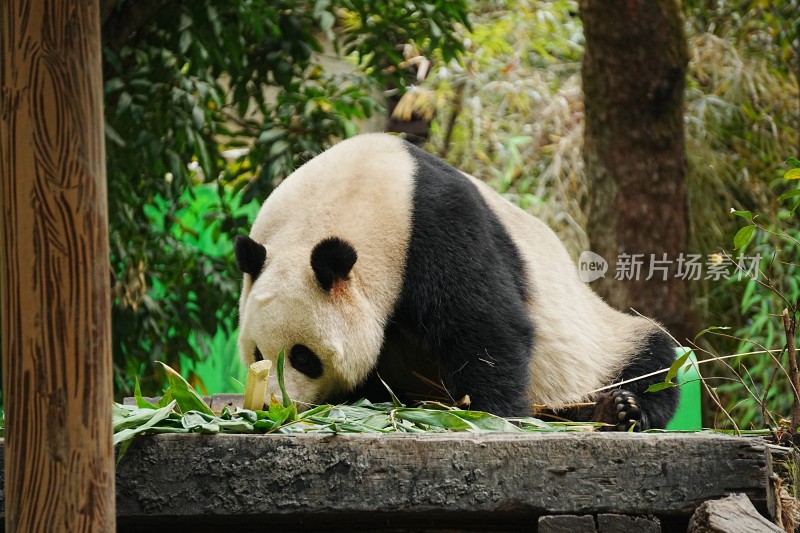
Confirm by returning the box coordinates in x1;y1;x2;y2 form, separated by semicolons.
594;389;650;431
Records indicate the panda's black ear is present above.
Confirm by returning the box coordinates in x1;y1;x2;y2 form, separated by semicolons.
235;236;267;280
311;237;357;292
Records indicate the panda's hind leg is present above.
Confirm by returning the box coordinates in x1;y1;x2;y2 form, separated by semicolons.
591;331;679;431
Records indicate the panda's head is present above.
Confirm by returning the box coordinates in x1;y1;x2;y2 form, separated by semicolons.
234;234;385;407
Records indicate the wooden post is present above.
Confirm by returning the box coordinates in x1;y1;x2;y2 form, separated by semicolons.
0;0;115;531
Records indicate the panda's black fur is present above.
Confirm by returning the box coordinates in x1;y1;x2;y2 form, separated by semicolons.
353;144;535;416
236;134;679;430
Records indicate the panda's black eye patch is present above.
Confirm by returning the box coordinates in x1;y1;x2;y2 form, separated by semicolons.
254;347;264;362
289;344;323;379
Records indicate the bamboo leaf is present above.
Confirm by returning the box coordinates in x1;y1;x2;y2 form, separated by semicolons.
134;377;157;409
778;189;800;201
449;410;521;431
157;361;214;416
733;225;755;249
182;411;220;433
394;408;477;431
693;326;731;341
113;401;177;447
377;373;404;408
645;381;679;393
667;350;692;382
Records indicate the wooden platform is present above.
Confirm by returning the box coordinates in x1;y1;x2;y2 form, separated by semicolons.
0;431;782;531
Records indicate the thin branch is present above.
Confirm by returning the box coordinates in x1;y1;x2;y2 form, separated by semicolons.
759;363;781;441
698;330;798;402
440;82;465;158
707;381;740;434
784;308;800;432
753;221;800;249
590;348;783;393
720;248;795;311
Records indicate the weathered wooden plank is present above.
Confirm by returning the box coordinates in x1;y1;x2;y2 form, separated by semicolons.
538;515;596;532
688;493;782;532
539;514;662;533
0;433;774;531
597;514;661;532
0;433;776;530
110;432;770;519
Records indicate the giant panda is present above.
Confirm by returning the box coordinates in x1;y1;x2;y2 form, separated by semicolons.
235;133;679;430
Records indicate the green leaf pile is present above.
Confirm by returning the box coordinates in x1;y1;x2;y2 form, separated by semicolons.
113;358;601;459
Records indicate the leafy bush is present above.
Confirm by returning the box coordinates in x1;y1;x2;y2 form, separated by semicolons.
710;159;800;430
103;0;469;398
423;0;589;254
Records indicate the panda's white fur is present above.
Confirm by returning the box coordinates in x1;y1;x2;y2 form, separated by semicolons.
238;134;415;404
237;133;677;428
465;176;655;407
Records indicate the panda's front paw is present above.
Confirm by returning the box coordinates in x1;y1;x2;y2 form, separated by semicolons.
594;389;650;431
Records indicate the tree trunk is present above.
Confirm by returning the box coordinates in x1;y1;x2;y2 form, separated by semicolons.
0;0;115;531
580;0;692;343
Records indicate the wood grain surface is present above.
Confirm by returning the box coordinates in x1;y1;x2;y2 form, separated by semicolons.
111;433;773;522
0;0;115;531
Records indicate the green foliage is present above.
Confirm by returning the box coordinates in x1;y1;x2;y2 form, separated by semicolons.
682;2;799;361
103;0;469;398
423;0;798;270
646;349;693;393
711;160;800;429
108;180;249;398
684;0;799;75
334;0;470;88
113;360;600;459
424;0;589;254
155;362;215;416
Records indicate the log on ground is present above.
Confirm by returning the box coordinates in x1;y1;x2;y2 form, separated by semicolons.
688;493;782;532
